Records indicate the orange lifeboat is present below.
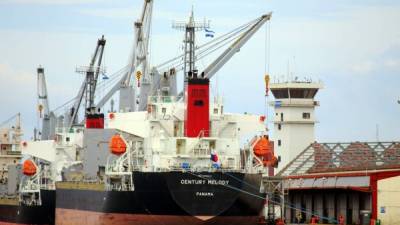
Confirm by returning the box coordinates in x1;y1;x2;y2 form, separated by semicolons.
253;136;278;167
22;160;37;176
109;134;127;155
253;136;271;156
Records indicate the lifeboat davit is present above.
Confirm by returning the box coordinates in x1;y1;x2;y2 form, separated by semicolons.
253;136;278;167
22;159;37;176
109;134;127;155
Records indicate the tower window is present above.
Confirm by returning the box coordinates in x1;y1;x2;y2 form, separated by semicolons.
278;140;281;146
278;124;282;130
302;112;311;119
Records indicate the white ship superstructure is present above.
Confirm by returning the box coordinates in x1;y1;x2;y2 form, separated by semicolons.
107;95;267;172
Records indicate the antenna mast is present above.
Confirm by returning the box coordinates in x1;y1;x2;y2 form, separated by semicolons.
173;8;209;80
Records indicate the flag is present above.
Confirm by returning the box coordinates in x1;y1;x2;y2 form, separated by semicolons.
205;33;214;38
205;28;215;38
102;73;109;80
210;150;221;168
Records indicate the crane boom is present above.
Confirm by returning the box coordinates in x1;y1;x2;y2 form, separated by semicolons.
96;73;128;109
123;0;153;87
175;13;272;100
97;10;270;110
118;0;153;112
92;1;154;112
202;13;272;79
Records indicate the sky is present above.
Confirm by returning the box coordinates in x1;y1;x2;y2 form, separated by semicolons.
0;0;399;142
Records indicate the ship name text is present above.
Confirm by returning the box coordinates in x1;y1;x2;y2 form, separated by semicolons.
180;179;229;185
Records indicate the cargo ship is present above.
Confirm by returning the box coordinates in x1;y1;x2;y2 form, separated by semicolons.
55;73;277;225
0;1;276;224
0;114;55;225
0;36;106;224
53;2;277;224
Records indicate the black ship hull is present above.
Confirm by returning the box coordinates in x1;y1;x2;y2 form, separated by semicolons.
56;171;265;225
0;189;55;225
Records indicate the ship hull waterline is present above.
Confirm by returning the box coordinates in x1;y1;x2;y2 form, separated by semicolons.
0;189;55;225
56;171;265;225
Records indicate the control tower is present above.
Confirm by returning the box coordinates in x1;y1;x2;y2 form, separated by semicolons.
269;80;323;172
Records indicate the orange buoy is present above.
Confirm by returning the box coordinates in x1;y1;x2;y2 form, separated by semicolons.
22;160;37;176
109;134;127;155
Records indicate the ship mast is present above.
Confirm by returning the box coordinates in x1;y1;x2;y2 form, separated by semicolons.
173;8;209;83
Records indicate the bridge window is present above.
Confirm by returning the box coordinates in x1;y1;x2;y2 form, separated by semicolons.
302;112;310;119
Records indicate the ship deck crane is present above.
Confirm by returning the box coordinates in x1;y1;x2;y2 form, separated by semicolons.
125;0;153;88
37;67;50;120
156;13;272;100
97;0;153;112
41;2;272;127
94;11;272;112
69;35;106;128
202;13;272;80
36;67;56;140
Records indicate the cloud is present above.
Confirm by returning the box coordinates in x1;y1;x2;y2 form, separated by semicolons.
0;0;104;4
0;63;36;137
351;58;400;75
384;58;400;69
0;63;34;85
350;61;378;74
78;7;139;20
77;7;189;22
265;4;400;77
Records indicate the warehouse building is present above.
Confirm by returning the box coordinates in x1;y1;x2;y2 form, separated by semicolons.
278;142;400;225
